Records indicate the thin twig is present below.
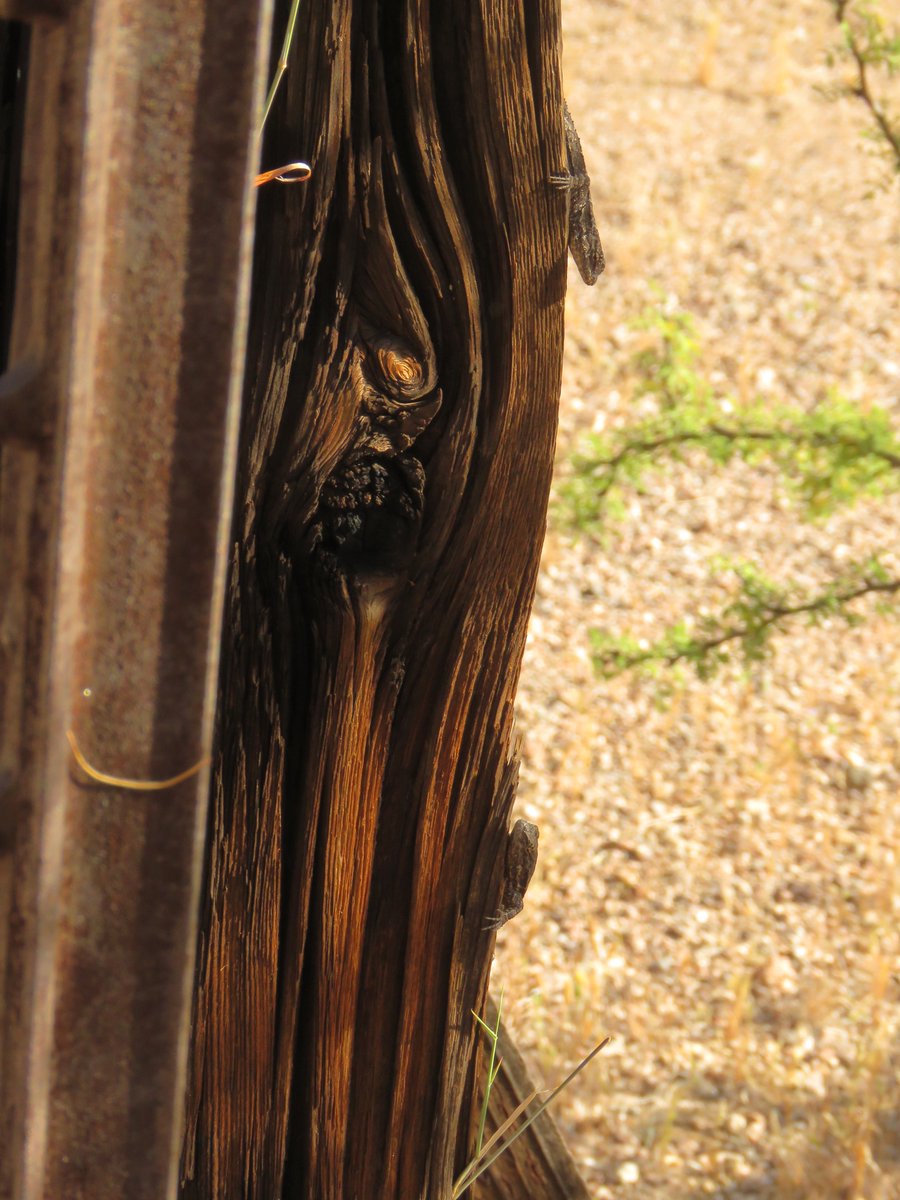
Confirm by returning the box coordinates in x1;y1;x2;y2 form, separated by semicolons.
584;423;900;489
834;0;900;171
597;576;900;673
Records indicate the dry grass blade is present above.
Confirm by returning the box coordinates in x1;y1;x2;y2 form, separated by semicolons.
452;1036;610;1196
452;1087;541;1197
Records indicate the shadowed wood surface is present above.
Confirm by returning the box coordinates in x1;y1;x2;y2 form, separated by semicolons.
181;0;577;1196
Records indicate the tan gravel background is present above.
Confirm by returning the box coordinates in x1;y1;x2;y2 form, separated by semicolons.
490;2;900;1197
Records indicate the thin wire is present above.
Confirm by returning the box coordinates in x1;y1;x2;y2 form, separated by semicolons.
66;729;210;792
256;3;312;185
254;161;312;187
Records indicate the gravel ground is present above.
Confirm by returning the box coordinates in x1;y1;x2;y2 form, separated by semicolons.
491;3;900;1197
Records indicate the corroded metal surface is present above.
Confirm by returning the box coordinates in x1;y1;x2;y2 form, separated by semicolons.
0;0;272;1196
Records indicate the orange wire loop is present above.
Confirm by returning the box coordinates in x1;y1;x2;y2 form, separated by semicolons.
254;161;312;187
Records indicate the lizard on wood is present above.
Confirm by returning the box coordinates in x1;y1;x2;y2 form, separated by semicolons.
486;819;540;930
552;101;605;286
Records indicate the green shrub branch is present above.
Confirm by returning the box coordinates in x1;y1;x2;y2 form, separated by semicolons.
590;559;900;679
832;0;900;176
560;310;900;532
559;305;900;676
559;2;900;678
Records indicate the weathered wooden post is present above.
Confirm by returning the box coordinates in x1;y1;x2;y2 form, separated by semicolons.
181;0;588;1196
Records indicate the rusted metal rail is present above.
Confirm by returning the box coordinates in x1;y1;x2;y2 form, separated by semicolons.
0;0;272;1196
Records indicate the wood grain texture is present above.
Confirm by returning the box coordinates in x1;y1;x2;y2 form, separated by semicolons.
181;0;576;1195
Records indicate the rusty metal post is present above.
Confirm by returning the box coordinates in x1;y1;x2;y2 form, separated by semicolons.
0;0;273;1196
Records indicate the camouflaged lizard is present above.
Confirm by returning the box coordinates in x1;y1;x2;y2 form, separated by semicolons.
552;101;605;286
486;819;540;930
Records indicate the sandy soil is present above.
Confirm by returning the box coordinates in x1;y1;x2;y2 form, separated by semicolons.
490;2;900;1197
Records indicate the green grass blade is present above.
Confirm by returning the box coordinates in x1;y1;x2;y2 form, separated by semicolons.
454;1035;610;1195
261;0;302;131
474;992;502;1158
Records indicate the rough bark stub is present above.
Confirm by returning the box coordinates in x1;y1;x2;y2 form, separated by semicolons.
182;0;570;1196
